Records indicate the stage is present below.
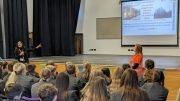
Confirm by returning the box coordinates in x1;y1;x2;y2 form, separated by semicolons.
6;54;180;69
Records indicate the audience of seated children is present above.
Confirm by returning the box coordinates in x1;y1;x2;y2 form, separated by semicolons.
38;83;57;101
81;76;109;101
101;67;112;86
0;59;174;101
110;69;150;101
109;67;124;93
56;72;79;101
141;69;168;101
31;68;51;98
77;62;91;90
6;63;34;97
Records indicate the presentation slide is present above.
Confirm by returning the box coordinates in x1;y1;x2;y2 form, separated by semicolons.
121;0;178;46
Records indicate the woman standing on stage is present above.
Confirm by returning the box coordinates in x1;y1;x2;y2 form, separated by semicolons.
129;44;143;75
14;41;29;63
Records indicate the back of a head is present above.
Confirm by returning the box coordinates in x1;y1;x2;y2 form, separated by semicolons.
38;83;57;101
135;44;143;54
152;69;165;85
8;63;14;72
143;69;154;83
56;72;69;101
6;63;26;86
112;67;124;80
120;69;138;88
5;83;23;99
66;63;75;75
46;60;55;66
46;65;55;73
56;72;69;91
86;77;109;101
13;63;26;75
82;63;91;79
89;70;104;82
27;64;36;73
101;67;111;78
122;64;130;71
41;68;51;81
145;59;155;69
120;69;149;101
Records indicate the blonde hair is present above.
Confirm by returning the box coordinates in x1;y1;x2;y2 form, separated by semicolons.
81;70;104;97
81;77;109;101
110;67;124;92
6;63;26;86
82;62;91;80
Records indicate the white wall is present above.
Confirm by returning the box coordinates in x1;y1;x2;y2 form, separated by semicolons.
82;0;180;56
27;0;33;32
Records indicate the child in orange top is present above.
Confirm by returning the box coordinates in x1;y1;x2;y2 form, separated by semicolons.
130;44;143;75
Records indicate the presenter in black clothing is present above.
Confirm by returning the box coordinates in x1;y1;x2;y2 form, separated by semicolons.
14;41;42;63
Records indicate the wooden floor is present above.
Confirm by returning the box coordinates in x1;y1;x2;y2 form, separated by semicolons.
6;55;180;101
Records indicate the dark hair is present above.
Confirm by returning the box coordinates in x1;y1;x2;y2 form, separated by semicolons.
56;72;69;101
27;64;36;73
66;64;76;75
0;66;2;79
152;70;165;86
101;67;111;78
8;63;14;72
122;64;130;71
38;84;57;101
120;69;149;101
5;83;23;99
145;59;154;69
15;41;25;50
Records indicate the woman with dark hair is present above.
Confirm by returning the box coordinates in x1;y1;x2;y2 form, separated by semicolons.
56;72;79;101
14;41;42;63
141;69;168;101
110;69;149;101
14;41;29;63
101;67;112;86
129;44;143;75
78;63;91;90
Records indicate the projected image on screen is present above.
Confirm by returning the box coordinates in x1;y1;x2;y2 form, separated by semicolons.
121;0;178;46
123;6;140;20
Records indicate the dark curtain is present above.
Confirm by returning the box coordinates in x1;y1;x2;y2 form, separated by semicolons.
33;0;81;56
0;8;3;57
3;0;29;58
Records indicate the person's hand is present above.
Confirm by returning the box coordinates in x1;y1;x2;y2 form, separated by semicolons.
35;44;42;49
20;51;24;56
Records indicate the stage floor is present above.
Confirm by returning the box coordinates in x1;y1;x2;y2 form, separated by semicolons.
16;54;180;69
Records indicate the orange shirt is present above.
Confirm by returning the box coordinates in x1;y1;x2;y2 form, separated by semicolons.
130;53;143;75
